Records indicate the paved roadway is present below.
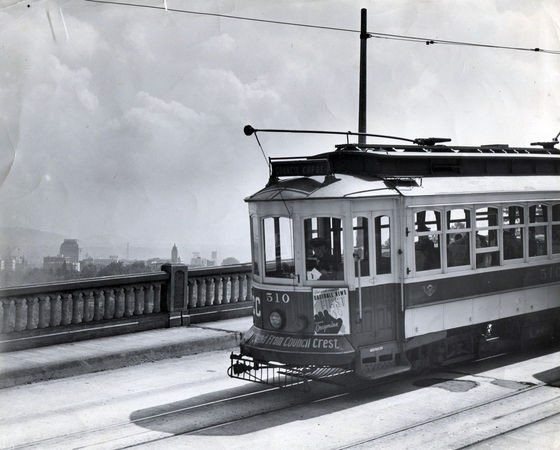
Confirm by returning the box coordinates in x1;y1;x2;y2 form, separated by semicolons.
1;346;559;449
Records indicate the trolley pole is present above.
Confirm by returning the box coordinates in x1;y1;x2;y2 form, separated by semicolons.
358;8;370;146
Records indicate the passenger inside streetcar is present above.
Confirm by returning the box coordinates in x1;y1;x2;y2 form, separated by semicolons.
307;237;343;280
447;232;469;266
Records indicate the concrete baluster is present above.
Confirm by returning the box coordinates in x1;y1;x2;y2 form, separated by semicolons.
223;276;231;304
61;293;73;325
15;298;28;331
153;284;161;313
134;285;144;315
144;285;154;314
50;294;62;327
27;297;39;330
115;288;125;318
3;298;16;333
198;278;206;307
207;278;215;306
72;292;84;324
104;289;115;319
216;277;223;305
38;295;51;328
94;290;105;321
83;291;95;322
246;275;253;301
188;279;197;308
124;287;135;317
232;275;240;303
241;274;248;301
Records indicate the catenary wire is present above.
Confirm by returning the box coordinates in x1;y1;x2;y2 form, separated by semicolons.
84;0;560;55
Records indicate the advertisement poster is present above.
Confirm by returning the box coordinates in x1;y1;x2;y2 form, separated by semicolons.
312;288;350;335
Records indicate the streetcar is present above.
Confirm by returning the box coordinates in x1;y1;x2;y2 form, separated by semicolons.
228;128;560;385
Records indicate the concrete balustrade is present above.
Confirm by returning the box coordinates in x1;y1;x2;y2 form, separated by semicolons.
186;266;252;307
0;263;253;351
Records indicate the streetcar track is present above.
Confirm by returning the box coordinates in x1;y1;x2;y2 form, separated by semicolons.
7;363;557;449
116;377;550;449
333;383;547;450
6;384;281;449
70;375;402;449
9;372;374;449
457;410;560;449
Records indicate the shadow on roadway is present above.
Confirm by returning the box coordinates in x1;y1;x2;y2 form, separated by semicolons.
129;343;560;437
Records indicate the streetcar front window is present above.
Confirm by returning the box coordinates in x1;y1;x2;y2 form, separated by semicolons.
304;217;344;281
375;215;391;274
353;217;370;277
250;216;260;276
262;217;295;279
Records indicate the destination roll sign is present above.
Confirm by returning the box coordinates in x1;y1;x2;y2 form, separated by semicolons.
271;159;331;178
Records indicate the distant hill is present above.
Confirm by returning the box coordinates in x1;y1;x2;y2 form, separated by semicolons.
0;227;66;265
0;227;66;247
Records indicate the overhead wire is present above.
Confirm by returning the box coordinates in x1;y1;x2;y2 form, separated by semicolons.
84;0;560;55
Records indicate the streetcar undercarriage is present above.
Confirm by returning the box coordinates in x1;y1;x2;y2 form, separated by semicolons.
228;309;560;388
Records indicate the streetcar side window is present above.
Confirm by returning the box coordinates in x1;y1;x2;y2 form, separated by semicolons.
552;204;560;254
503;206;524;260
446;209;471;268
353;217;370;277
414;210;441;272
528;204;548;257
475;207;500;268
304;217;344;281
250;216;260;276
375;215;391;275
262;217;295;279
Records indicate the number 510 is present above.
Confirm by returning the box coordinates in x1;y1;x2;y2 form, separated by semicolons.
266;292;290;303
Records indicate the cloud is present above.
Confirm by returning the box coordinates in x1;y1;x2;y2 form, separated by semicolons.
1;0;559;262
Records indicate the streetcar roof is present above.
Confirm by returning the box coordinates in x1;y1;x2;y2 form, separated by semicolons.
246;174;560;202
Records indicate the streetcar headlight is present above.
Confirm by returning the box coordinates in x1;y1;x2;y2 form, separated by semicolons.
269;311;283;329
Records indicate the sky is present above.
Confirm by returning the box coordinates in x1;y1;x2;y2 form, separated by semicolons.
1;0;559;262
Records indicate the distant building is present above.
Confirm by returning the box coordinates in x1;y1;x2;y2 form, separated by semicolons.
210;250;217;266
190;251;218;268
0;254;26;272
190;252;203;267
146;257;167;271
171;244;180;263
221;257;240;266
60;239;80;262
43;256;79;273
80;256;119;269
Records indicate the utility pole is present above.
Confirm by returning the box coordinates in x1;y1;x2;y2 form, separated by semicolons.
358;8;370;146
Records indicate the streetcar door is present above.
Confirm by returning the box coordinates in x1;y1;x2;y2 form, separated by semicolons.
352;212;396;346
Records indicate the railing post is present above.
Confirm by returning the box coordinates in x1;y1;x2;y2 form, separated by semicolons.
161;263;189;327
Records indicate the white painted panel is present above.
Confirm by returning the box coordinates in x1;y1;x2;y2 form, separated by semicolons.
443;301;473;329
406;282;560;338
473;295;500;323
546;285;560;309
499;291;525;318
405;305;444;338
525;287;548;313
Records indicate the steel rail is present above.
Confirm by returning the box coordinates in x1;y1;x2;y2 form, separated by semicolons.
334;383;557;449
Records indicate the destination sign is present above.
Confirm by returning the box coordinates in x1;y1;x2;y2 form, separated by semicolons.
271;159;331;177
243;327;354;354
